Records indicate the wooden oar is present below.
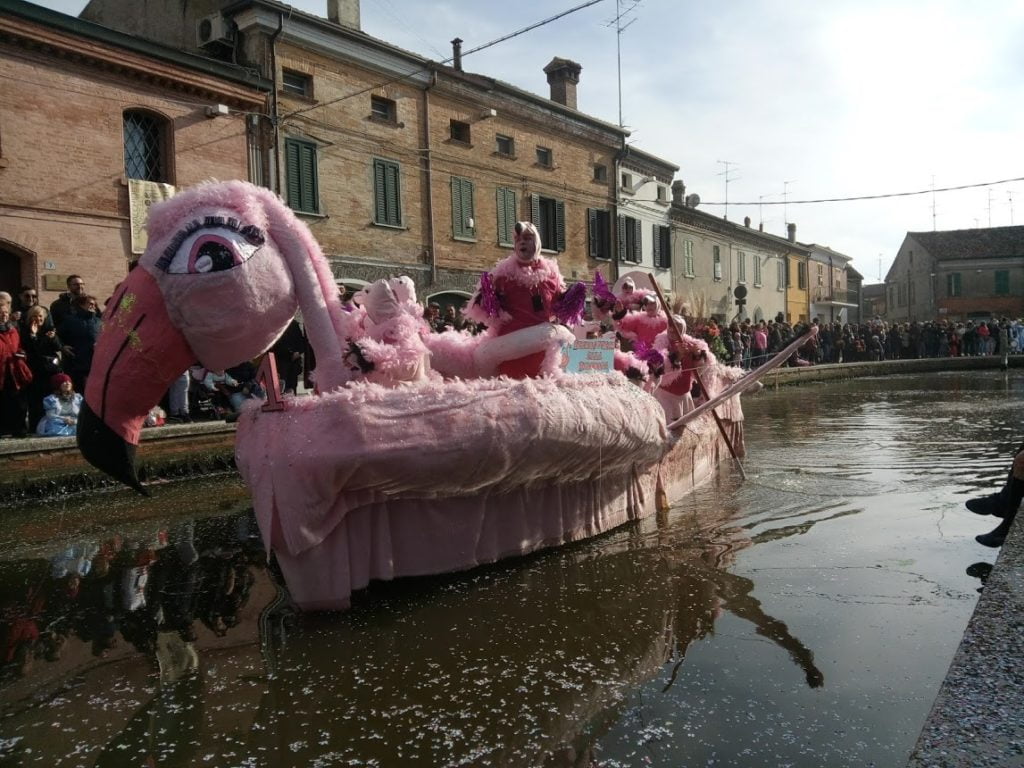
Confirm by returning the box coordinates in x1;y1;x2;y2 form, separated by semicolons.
646;276;747;479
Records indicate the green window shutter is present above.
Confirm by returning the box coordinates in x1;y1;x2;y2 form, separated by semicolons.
618;215;626;261
386;162;401;225
995;270;1009;294
285;139;318;213
631;218;642;262
497;187;516;245
285;141;301;209
587;209;598;258
530;193;540;225
451;177;463;237
451;177;474;238
299;143;317;213
374;159;401;226
555;200;566;252
651;223;661;266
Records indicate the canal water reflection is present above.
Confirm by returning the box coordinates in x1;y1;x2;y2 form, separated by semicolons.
1;370;1021;767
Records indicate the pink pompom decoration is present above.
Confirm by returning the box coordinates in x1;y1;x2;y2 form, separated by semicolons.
593;270;617;306
479;271;502;318
554;281;586;326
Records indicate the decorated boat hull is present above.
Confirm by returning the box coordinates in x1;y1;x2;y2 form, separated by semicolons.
236;372;744;611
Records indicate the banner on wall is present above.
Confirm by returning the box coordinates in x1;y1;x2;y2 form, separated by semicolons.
129;179;176;255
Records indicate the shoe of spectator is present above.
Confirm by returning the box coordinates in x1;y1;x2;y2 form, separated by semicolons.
965;494;1011;518
976;530;1007;548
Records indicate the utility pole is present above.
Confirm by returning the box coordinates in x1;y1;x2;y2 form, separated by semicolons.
718;160;739;221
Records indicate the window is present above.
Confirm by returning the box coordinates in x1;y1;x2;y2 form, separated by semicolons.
495;134;515;157
123;110;169;182
681;239;694;276
372;158;401;226
496;187;517;246
816;263;824;286
450;119;471;144
656;185;667;203
753;255;762;286
777;260;785;290
451;176;475;240
713;245;722;281
587;208;612;260
737;250;746;283
621;172;632;190
995;269;1010;295
617;215;641;263
531;194;566;251
284;138;319;214
652;225;672;269
282;70;312;98
593;164;608;182
370;95;397;123
947;272;962;297
785;258;792;287
536;146;553;167
798;262;807;290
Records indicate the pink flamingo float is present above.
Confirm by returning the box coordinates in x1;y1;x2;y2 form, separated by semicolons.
78;181;811;611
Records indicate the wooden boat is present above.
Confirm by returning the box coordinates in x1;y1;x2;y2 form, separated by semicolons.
77;180;807;611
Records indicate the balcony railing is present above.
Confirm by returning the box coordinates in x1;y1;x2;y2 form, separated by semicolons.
811;287;858;305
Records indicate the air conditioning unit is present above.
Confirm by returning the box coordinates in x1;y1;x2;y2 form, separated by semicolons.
196;13;233;49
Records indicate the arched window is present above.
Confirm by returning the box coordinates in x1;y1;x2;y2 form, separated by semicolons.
123;110;170;182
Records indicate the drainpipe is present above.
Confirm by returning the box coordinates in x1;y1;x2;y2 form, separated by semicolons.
612;139;628;282
423;70;437;285
269;13;285;195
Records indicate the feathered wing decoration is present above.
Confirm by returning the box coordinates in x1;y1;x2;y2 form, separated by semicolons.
632;339;667;375
593;270;617;307
462;271;505;327
553;281;587;326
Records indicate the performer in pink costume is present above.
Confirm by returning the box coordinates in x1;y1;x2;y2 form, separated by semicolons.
464;221;583;379
617;295;669;348
652;316;711;423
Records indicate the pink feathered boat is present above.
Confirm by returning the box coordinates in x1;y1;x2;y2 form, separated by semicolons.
77;181;801;611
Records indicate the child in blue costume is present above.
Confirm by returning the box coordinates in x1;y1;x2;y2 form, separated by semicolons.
36;373;83;437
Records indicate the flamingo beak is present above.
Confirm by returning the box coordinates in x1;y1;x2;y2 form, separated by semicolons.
77;268;197;494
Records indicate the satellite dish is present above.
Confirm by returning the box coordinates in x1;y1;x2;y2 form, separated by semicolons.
685;193;701;208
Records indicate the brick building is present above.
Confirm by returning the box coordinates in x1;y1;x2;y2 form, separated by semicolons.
80;0;627;302
0;0;269;307
885;226;1024;322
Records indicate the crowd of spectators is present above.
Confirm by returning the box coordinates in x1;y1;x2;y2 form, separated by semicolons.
700;315;1024;370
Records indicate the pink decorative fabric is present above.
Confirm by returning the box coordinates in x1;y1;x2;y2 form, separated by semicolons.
237;373;667;560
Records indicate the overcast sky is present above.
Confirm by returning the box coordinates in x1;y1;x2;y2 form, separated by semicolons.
27;0;1024;281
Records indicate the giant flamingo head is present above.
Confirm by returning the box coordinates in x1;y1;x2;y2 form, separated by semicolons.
78;180;346;493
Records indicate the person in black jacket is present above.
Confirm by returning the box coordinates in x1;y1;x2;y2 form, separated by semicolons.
49;275;90;330
57;294;101;395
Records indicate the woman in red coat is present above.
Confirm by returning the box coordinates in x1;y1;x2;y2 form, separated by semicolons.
0;296;33;437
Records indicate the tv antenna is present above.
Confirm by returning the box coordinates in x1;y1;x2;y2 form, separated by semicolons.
717;160;739;220
782;180;795;226
608;0;641;128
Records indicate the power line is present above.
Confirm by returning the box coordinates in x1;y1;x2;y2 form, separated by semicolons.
284;0;608;120
700;176;1024;207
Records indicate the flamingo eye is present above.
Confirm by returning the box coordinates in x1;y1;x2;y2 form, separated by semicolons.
156;216;265;275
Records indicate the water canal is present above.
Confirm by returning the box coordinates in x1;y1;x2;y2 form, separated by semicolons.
1;370;1022;767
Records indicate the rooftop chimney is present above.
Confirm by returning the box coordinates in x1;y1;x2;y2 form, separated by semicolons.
744;216;751;227
327;0;360;30
787;222;797;242
543;57;582;110
451;38;463;71
672;180;685;205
